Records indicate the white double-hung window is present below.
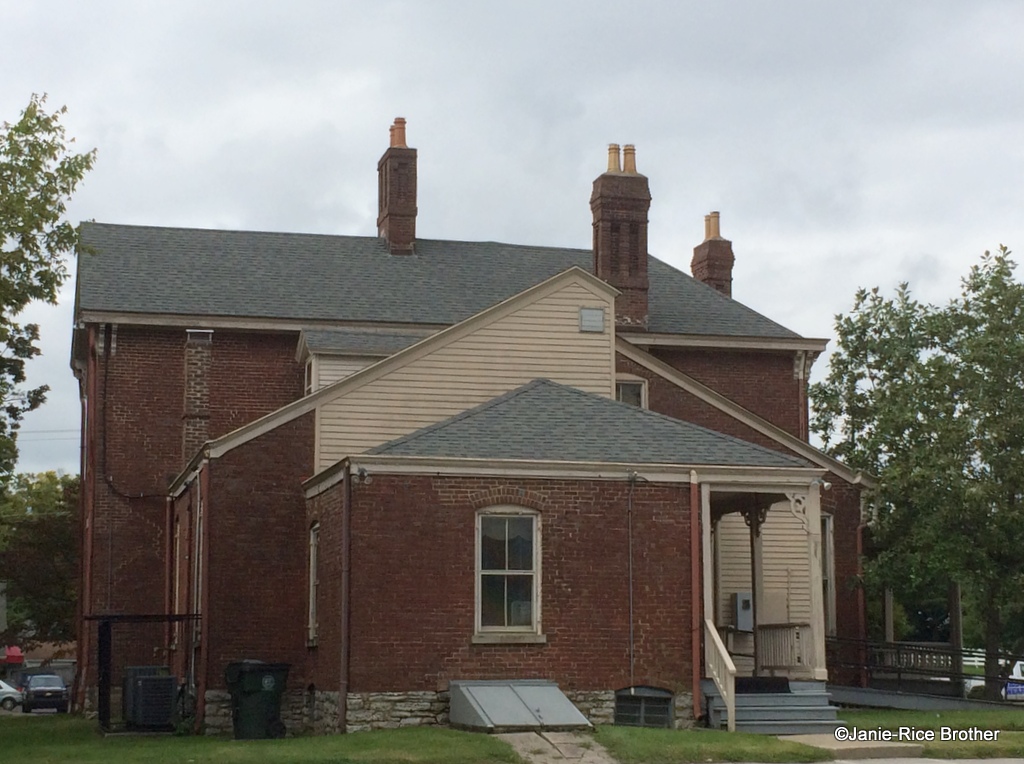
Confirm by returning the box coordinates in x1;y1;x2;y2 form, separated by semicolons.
475;507;542;641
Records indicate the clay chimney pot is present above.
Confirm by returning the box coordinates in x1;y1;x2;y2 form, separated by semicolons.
607;144;622;173
623;144;637;174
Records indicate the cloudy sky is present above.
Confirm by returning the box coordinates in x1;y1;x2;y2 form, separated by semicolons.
4;1;1023;475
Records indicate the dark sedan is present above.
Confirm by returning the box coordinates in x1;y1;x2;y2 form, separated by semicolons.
21;674;69;713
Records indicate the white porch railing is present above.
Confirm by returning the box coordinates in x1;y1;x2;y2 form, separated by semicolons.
705;618;736;731
757;623;813;674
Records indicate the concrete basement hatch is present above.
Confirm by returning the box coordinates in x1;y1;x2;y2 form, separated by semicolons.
448;680;593;733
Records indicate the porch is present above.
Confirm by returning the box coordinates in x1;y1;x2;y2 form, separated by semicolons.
698;479;835;732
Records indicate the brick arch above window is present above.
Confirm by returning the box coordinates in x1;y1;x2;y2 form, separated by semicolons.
468;486;548;512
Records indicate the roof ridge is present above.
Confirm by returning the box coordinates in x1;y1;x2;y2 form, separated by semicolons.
82;221;383;242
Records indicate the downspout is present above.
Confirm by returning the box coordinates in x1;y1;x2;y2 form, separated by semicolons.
690;471;702;719
196;464;211;730
164;496;173;659
627;473;636;689
339;460;352;733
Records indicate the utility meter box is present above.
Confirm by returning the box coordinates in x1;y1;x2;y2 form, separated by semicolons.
732;592;753;631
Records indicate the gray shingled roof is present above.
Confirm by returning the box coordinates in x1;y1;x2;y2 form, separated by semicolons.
76;223;800;338
300;328;427;356
367;379;810;468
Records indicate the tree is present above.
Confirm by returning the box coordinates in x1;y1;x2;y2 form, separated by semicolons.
0;472;79;648
0;94;95;486
810;248;1024;699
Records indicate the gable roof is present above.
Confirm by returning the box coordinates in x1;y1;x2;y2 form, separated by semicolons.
368;379;810;469
76;222;800;339
192;266;616;466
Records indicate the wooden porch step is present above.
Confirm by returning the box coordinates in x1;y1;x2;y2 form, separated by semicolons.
702;680;842;735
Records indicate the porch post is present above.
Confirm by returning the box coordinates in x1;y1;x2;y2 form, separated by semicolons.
701;483;713;625
804;488;827;681
742;500;767;676
750;519;764;675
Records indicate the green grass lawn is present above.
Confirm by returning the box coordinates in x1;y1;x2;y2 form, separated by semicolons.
595;726;831;763
0;715;522;764
839;708;1024;759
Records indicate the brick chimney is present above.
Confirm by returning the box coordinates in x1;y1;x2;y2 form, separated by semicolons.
691;211;735;297
377;117;417;254
591;143;651;330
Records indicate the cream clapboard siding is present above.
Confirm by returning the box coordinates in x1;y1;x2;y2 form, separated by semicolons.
315;356;380;388
316;280;615;471
716;503;812;628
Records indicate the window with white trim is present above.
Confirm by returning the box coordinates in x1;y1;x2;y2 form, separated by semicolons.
476;507;541;636
308;522;320;643
304;358;315;396
616;376;647;408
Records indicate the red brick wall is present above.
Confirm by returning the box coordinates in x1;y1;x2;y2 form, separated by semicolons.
313;475;693;695
618;354;793;454
305;482;345;691
648;348;803;437
203;413;315;691
208;331;304;436
821;478;864;643
80;325;304;689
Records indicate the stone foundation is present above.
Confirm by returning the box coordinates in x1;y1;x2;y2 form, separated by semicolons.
203;689;310;736
564;690;615;725
345;690;449;732
310;690;342;734
200;686;696;735
672;692;695;729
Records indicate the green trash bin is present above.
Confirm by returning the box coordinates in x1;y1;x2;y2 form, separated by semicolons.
224;660;290;739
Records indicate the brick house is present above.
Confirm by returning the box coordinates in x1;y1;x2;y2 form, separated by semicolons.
73;119;871;733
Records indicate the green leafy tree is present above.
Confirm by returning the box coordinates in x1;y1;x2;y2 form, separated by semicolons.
0;472;79;648
0;94;95;485
811;248;1024;699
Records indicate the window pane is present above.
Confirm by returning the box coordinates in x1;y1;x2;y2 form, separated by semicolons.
507;517;533;570
506;575;533;626
481;574;506;626
481;517;506;571
617;382;643;407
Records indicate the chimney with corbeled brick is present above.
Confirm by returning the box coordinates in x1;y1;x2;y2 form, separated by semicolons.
691;211;735;297
591;143;651;330
377;118;417;254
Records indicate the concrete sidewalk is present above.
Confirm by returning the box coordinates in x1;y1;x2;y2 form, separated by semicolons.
497;731;617;764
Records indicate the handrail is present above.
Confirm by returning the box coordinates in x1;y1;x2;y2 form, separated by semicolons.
705;618;736;732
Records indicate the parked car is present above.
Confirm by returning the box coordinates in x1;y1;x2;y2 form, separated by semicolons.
20;674;69;713
0;679;23;711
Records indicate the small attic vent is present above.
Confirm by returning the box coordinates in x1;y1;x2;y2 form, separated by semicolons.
614;686;673;728
579;307;606;333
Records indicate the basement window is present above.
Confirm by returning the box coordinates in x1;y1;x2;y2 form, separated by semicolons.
614;686;673;728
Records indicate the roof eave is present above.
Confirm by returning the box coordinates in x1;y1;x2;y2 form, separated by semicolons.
303;454;824;498
620;332;829;353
